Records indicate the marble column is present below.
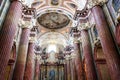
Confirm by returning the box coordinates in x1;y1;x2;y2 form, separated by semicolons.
81;26;98;80
91;3;120;80
66;55;71;80
70;58;77;80
12;22;31;80
74;40;85;80
64;64;67;80
34;58;40;80
23;35;36;80
0;0;22;79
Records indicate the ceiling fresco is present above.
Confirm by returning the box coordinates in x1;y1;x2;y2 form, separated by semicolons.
37;12;70;29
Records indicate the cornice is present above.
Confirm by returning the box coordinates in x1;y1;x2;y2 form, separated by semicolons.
78;22;90;31
87;0;108;9
18;19;33;29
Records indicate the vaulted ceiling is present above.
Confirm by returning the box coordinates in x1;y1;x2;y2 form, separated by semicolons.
22;0;87;53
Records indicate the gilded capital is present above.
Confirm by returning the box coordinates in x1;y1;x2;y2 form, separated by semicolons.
36;55;42;62
65;55;71;60
29;36;37;43
73;37;79;43
73;37;82;43
87;0;108;9
18;19;33;29
78;22;90;31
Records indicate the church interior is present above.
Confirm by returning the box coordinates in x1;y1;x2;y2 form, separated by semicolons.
0;0;120;80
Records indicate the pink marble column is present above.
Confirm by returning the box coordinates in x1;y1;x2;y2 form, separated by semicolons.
71;59;77;80
24;42;35;80
66;59;71;80
92;5;120;80
64;64;67;80
81;29;98;80
74;41;85;80
34;58;40;80
0;1;22;79
13;27;30;80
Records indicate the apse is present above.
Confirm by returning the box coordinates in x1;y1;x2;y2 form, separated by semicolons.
47;44;57;53
37;31;68;53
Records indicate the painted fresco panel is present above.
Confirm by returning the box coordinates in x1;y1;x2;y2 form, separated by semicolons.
40;65;64;80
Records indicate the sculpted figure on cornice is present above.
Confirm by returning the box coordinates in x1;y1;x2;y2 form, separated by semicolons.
51;0;59;5
78;22;90;31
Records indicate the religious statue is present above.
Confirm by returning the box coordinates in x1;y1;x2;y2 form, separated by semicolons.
49;69;55;80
